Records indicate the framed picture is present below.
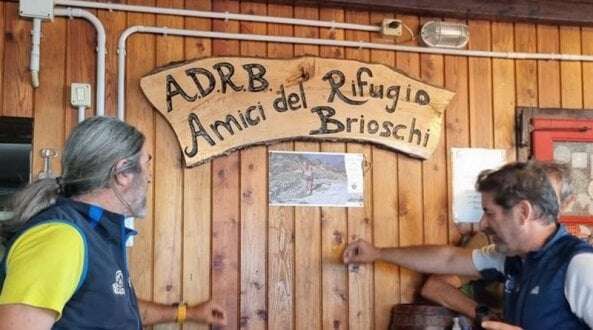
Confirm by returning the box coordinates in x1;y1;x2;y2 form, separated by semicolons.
268;151;364;207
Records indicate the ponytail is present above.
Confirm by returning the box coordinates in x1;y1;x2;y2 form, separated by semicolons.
1;117;144;241
1;178;61;240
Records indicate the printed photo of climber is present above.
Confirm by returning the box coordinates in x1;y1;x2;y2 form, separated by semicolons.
268;151;363;207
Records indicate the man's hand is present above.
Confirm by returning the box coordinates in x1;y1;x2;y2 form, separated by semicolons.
188;300;227;326
481;320;522;330
343;239;380;264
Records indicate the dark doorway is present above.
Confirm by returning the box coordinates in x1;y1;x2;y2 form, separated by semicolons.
0;117;33;218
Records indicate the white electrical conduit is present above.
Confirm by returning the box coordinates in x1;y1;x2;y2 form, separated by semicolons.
54;8;106;116
30;18;41;87
117;25;593;121
55;0;381;32
78;106;86;123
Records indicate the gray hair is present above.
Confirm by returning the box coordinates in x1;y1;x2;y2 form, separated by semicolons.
534;160;573;206
1;117;145;240
476;161;559;225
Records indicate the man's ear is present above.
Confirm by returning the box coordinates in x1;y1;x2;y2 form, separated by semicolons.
112;159;134;188
515;200;533;225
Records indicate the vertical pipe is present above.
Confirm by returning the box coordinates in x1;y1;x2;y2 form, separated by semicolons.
54;8;106;116
30;18;42;87
78;106;86;123
117;26;139;121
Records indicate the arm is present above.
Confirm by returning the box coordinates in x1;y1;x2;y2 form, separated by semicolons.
0;304;56;330
481;321;522;330
0;223;85;330
343;239;478;276
564;253;593;328
420;274;478;319
139;299;226;326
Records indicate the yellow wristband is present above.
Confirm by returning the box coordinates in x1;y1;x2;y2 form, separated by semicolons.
176;303;187;323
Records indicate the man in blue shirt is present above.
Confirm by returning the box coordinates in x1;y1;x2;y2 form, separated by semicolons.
344;161;593;329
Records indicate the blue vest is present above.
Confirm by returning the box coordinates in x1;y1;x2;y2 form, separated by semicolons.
1;198;141;330
492;226;593;329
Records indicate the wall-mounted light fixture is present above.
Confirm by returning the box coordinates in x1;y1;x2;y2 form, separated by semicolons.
420;21;469;49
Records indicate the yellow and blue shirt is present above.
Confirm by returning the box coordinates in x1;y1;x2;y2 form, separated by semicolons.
0;198;140;329
0;223;85;317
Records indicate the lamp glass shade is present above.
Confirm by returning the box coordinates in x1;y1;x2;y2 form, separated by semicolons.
420;21;469;49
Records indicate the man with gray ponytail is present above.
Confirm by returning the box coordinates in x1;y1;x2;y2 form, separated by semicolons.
0;117;226;329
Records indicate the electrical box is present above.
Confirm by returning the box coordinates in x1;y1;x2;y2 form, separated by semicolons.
381;19;402;37
19;0;54;19
70;83;92;107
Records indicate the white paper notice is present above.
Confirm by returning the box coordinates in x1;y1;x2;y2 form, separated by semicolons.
345;154;364;197
451;148;507;223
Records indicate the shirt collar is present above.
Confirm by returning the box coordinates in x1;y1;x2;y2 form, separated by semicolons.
59;197;127;231
525;224;568;260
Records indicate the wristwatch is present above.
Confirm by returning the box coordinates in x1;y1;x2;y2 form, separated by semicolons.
173;302;187;323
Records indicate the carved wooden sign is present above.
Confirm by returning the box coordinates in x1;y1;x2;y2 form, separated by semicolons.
140;57;454;167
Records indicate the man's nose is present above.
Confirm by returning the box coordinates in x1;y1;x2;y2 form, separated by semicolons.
478;215;487;232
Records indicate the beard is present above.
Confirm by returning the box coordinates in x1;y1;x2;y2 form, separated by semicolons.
494;242;509;254
128;175;148;218
486;231;515;256
113;172;148;218
129;193;147;218
492;237;521;256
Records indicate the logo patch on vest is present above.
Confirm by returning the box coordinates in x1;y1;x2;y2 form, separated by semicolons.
504;275;517;294
112;270;125;295
530;286;540;295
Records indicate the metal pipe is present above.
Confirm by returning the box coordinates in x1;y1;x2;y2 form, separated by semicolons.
117;26;140;121
117;25;593;120
57;0;593;62
60;0;593;63
78;106;86;123
56;0;380;32
30;18;42;88
55;8;106;116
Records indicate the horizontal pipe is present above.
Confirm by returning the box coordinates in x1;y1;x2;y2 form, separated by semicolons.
57;0;593;62
55;0;381;32
117;25;593;121
125;26;593;61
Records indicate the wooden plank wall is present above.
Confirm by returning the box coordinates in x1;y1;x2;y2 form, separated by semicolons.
0;1;590;329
